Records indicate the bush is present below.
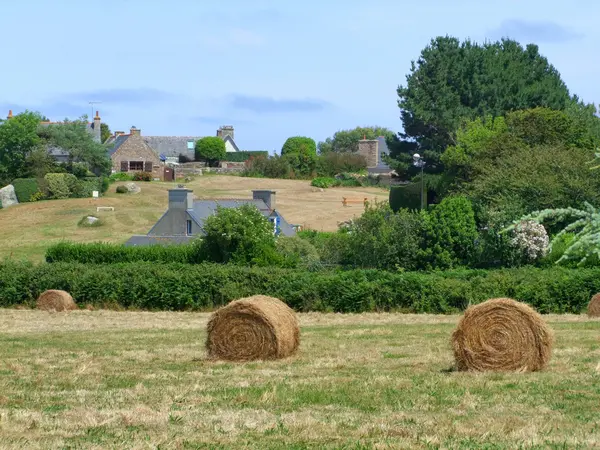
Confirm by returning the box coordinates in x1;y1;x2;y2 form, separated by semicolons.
116;185;128;194
311;177;338;188
242;155;292;179
73;177;102;198
1;261;598;313
45;241;196;264
109;173;134;183
317;152;367;177
282;151;317;178
276;236;321;268
223;151;269;162
44;173;77;199
29;191;46;202
281;136;317;157
12;178;40;203
132;172;152;182
195;136;226;165
389;183;422;212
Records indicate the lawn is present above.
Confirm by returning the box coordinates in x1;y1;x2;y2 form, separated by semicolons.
0;176;388;262
1;310;599;448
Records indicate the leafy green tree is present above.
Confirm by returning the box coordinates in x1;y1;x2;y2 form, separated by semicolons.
281;136;317;157
317;126;396;154
198;204;279;265
100;123;111;143
0;111;43;184
195;136;226;166
395;36;571;169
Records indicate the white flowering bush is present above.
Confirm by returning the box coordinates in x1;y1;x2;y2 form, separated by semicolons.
509;220;549;262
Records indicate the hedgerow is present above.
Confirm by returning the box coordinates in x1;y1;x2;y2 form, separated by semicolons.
0;261;596;314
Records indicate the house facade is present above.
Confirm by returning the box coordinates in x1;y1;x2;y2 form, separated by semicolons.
125;187;296;246
109;126;163;179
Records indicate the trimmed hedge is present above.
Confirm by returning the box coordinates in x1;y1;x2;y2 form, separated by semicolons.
0;261;597;313
12;178;40;202
223;151;269;163
389;183;422;211
45;241;196;264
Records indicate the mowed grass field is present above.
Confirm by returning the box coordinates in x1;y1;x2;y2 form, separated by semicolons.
0;175;388;262
1;310;600;449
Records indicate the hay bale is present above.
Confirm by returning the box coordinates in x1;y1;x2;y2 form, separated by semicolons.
451;298;553;372
36;290;77;312
587;293;600;317
206;295;300;361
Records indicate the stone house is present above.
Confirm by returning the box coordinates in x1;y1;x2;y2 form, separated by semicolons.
108;126;163;179
125;187;296;246
358;136;395;176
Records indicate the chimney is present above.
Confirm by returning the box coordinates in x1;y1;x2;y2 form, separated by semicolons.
93;111;101;142
130;126;141;136
217;125;234;140
253;190;276;210
357;137;379;168
6;110;12;120
168;187;194;211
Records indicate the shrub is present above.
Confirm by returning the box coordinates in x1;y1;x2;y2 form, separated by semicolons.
12;178;40;203
242;155;292;179
195;136;226;165
45;241;196;264
108;172;133;183
223;151;269;163
281;136;317;157
389;183;422;212
132;172;152;182
73;177;102;198
29;191;46;202
1;261;598;313
282;151;317;178
316;152;367;177
311;177;338;188
276;236;321;268
116;185;128;194
44;173;77;199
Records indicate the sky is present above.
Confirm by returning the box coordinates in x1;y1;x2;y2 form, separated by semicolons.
0;0;598;153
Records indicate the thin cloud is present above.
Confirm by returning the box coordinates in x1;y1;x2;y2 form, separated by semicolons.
489;19;584;43
193;116;254;126
230;94;330;113
64;88;178;104
0;101;90;120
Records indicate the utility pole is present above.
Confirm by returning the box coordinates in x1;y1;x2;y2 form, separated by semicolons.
413;153;426;210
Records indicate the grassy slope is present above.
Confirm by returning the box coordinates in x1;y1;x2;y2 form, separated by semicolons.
0;176;388;262
0;311;599;448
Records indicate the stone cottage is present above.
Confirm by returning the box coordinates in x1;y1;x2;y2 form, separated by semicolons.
358;136;395;176
125;187;296;246
108;126;163;179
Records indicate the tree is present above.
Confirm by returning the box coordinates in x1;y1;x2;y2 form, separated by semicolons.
395;36;571;169
0;111;43;185
281;136;317;157
195;136;226;166
317;126;396;154
100;123;111;143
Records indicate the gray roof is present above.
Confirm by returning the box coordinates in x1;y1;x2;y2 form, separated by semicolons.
108;134;130;156
125;235;195;246
142;136;203;159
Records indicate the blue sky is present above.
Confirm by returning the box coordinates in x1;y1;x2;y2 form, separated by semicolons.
1;0;598;153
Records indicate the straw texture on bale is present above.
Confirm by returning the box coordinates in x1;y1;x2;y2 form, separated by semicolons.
451;298;553;372
36;290;77;312
588;293;600;317
206;295;300;361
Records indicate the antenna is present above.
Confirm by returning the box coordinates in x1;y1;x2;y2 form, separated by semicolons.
88;101;102;120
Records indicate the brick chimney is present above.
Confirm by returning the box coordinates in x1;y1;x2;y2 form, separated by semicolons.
358;137;379;168
6;110;12;120
93;111;101;142
130;126;141;136
217;125;234;140
253;190;276;210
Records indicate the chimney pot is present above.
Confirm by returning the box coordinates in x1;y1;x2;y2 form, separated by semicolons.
7;110;12;119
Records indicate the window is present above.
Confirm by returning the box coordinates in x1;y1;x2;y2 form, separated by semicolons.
129;161;144;171
186;220;192;235
187;141;194;149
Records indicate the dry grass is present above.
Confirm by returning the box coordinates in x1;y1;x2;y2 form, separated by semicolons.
1;309;599;448
0;175;388;262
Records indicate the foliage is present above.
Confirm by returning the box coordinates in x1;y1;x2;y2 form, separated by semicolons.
275;236;321;268
0;111;43;185
108;172;134;183
242;154;292;179
44;173;77;199
116;185;128;194
195;136;226;165
45;241;195;264
317;126;396;154
100;123;111;143
222;151;269;162
23;145;62;179
196;204;278;265
72;177;102;198
282;151;317;178
509;220;549;263
11;178;40;203
505;203;600;267
29;190;46;202
281;136;317;157
132;171;152;182
418;196;478;269
77;216;104;228
389;183;422;211
316;151;367;176
395;36;571;168
311;177;338;188
1;260;598;313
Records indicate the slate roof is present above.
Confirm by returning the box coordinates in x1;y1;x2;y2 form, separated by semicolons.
187;199;271;225
125;235;195;246
142;136;204;159
367;136;393;174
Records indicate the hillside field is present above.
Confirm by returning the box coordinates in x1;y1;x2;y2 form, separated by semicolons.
0;310;599;448
0;176;388;262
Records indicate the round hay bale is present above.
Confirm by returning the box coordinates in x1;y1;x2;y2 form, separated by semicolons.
36;290;77;312
587;293;600;317
206;295;300;361
451;298;553;372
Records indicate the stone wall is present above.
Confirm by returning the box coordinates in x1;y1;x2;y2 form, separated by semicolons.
111;134;163;180
358;139;379;168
